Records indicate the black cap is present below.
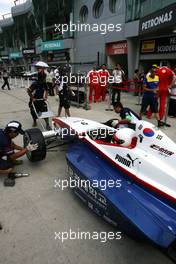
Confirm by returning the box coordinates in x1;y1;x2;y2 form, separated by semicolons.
5;121;25;135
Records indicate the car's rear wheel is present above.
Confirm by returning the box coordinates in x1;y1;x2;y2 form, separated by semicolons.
24;128;46;162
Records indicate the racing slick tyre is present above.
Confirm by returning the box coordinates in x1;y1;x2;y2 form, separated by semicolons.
23;128;46;162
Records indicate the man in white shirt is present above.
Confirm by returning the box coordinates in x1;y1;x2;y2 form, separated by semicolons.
112;64;125;105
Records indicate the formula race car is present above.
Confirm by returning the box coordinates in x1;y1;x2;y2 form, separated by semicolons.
23;117;176;261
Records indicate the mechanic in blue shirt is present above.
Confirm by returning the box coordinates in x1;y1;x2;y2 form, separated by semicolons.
140;68;162;127
27;70;51;130
113;101;140;129
0;121;38;186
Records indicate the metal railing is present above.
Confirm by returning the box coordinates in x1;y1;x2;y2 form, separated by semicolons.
1;13;12;19
14;0;27;6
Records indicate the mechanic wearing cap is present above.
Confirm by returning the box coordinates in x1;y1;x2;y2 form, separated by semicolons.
27;70;51;130
152;64;160;74
0;121;38;186
147;64;175;125
113;101;140;129
140;68;162;127
157;65;175;126
146;65;160;119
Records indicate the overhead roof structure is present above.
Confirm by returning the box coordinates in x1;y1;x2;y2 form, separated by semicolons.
0;16;14;28
0;0;73;57
11;0;33;17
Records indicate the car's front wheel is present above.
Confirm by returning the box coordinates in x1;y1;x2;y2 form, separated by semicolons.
24;128;46;162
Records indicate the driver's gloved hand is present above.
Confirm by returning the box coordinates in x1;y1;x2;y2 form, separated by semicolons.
26;142;38;152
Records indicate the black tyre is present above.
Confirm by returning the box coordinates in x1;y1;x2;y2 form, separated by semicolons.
23;128;46;162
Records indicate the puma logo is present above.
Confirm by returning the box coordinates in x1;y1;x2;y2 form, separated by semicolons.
126;154;138;166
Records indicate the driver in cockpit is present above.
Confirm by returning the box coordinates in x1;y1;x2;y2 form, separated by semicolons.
112;128;135;147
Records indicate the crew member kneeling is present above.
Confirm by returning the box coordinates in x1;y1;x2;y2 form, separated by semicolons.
0;121;38;186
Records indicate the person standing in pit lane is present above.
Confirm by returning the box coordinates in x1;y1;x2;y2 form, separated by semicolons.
157;65;175;126
27;69;51;130
140;68;162;127
46;68;54;96
112;64;125;104
98;64;110;102
1;69;10;90
55;67;75;117
87;64;99;104
146;64;160;119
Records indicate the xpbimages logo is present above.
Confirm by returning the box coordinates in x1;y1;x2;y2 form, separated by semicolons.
55;73;122;85
54;177;122;191
54;229;122;243
55;22;122;35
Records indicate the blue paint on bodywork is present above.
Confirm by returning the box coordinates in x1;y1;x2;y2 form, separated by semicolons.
66;141;176;248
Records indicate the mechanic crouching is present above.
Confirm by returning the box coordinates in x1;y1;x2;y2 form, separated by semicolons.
0;121;38;187
27;70;51;130
113;101;141;129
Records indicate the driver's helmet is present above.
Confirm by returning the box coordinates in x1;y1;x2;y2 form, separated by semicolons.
113;128;135;146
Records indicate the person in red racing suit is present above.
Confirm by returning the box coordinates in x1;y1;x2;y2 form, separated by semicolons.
98;64;110;102
87;64;99;103
157;66;175;125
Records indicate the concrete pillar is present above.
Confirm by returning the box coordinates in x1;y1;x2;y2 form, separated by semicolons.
127;38;140;79
23;18;28;71
42;12;46;41
4;36;6;50
23;18;28;47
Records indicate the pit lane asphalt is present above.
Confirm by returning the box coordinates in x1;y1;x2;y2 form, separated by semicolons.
0;83;175;264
